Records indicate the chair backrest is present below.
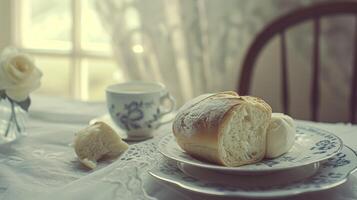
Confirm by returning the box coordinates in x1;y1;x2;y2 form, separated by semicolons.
237;1;357;123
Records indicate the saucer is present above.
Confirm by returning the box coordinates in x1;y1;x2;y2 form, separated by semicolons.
90;113;175;141
158;124;343;174
90;114;152;141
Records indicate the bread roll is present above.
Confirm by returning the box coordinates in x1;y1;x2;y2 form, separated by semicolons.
172;91;272;167
74;122;128;169
265;113;296;158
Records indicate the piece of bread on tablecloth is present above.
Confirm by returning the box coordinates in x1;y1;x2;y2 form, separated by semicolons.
74;122;128;169
172;91;272;167
265;113;296;158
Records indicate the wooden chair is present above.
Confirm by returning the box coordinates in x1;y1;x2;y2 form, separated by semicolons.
237;1;357;123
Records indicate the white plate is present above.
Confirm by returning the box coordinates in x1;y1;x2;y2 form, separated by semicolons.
178;161;320;187
158;124;343;174
149;146;357;198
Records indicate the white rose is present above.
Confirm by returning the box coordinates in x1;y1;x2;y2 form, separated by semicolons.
0;48;42;101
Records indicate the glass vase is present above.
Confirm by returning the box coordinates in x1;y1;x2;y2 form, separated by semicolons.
0;97;27;144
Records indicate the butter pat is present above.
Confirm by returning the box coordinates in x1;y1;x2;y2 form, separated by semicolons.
74;122;128;169
265;113;296;158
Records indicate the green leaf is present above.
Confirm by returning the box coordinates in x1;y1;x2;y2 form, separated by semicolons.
0;90;6;100
16;97;31;112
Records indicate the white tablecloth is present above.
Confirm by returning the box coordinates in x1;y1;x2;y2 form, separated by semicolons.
1;96;357;200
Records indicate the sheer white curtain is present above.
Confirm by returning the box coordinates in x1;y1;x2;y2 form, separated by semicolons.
95;0;353;120
94;0;281;105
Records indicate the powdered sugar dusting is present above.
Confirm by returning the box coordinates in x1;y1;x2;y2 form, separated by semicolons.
173;92;242;137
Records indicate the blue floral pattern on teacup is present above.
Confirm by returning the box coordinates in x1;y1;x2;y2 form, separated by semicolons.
116;101;144;130
110;100;161;131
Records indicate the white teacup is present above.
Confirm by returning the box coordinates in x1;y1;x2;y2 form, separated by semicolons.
106;81;176;139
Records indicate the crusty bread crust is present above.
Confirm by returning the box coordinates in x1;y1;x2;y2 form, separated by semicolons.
172;91;272;166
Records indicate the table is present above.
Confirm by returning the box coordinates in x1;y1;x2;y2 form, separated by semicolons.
0;95;357;200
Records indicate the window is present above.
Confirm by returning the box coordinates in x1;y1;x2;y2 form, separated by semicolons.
12;0;124;101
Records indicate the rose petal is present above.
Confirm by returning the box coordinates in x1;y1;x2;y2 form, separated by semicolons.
0;63;15;89
5;55;35;83
4;66;42;101
0;48;42;101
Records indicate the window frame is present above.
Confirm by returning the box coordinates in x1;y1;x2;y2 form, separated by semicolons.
11;0;114;101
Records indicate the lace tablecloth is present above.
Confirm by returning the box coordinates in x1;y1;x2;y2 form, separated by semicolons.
1;96;357;200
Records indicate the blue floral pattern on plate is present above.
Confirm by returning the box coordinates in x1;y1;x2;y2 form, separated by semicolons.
158;124;343;174
149;146;357;198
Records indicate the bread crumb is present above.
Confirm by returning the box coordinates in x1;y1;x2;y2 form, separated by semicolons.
74;122;128;169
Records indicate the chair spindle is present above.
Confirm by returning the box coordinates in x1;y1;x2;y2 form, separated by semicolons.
311;18;320;121
351;16;357;123
280;31;289;115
